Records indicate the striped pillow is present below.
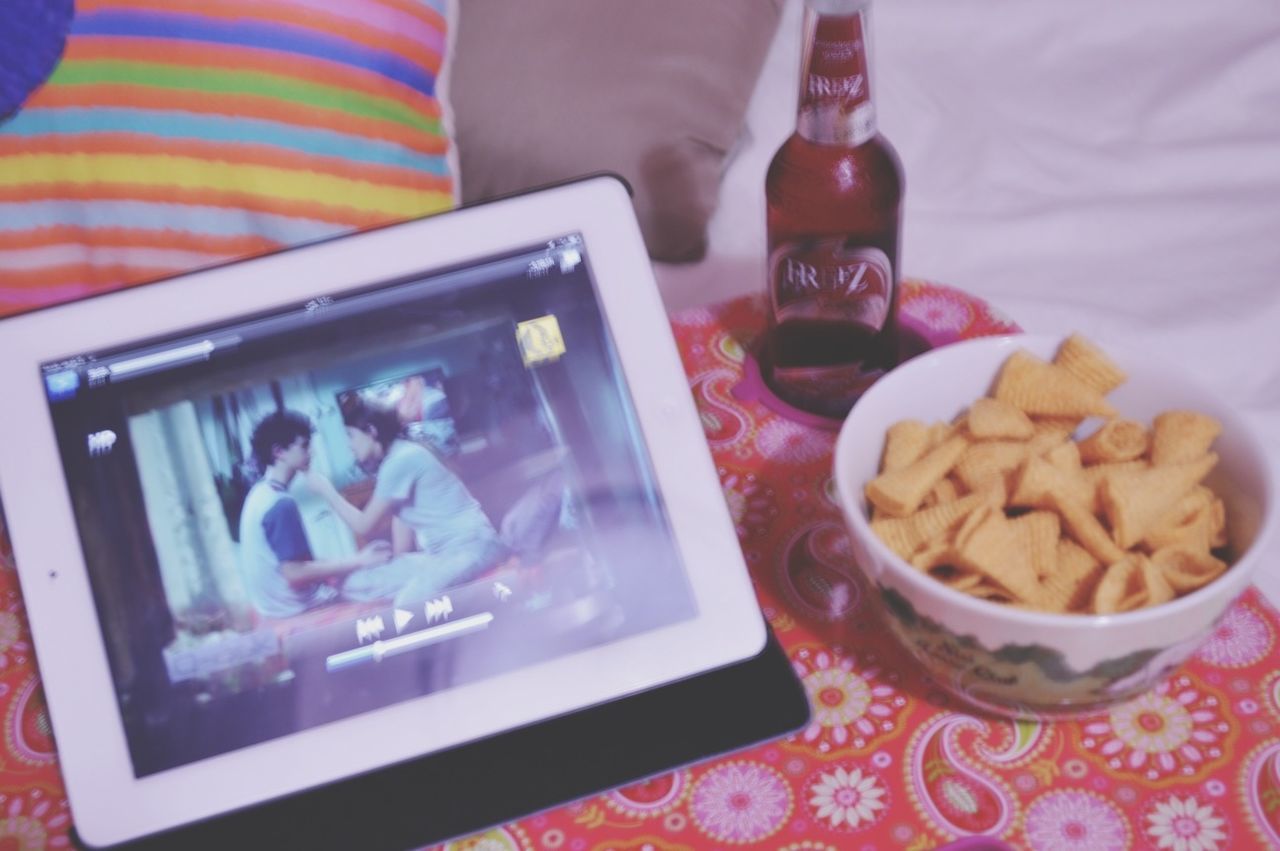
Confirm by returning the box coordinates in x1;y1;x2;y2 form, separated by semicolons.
0;0;457;317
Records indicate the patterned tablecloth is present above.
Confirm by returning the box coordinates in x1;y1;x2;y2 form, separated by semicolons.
1;281;1279;850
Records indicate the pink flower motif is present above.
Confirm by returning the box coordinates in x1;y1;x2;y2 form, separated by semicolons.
793;649;901;752
1144;795;1228;851
1078;678;1228;782
1023;790;1130;851
1196;605;1273;668
754;419;834;465
0;790;72;849
690;761;792;844
899;293;975;335
805;765;888;831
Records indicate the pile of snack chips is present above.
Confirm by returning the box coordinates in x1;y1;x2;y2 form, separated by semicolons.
865;335;1229;614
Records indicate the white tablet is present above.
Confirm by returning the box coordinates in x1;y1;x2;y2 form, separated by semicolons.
0;175;806;848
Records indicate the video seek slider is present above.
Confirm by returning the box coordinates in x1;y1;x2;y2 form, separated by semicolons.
105;334;241;381
319;575;520;672
326;612;494;672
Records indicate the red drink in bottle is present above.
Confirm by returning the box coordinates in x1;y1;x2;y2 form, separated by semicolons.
765;0;905;419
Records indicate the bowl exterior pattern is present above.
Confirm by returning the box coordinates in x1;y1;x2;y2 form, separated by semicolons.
874;583;1208;716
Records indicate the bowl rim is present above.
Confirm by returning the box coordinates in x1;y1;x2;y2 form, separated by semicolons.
833;331;1280;629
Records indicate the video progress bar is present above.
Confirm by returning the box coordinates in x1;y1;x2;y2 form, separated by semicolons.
325;612;494;672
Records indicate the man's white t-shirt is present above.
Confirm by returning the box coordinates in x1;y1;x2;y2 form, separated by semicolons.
238;478;336;618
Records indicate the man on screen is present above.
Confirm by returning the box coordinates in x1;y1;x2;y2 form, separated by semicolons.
239;410;393;619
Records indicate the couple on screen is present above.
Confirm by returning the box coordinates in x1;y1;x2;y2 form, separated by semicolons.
237;396;508;620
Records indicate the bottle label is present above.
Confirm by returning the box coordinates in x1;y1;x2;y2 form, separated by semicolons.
769;240;893;330
805;72;866;102
797;10;877;145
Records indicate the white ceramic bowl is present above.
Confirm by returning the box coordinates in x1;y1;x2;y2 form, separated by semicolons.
833;334;1278;717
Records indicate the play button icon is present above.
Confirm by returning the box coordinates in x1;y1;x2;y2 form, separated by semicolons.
394;609;414;634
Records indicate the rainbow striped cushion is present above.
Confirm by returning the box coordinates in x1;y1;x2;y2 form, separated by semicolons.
0;0;456;317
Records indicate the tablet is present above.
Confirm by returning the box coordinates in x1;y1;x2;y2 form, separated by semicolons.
0;175;808;848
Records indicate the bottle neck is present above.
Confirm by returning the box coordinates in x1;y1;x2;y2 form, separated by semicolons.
796;2;878;146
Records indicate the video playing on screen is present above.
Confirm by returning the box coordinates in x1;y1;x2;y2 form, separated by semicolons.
42;235;697;776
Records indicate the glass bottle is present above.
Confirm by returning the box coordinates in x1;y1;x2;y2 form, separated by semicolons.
764;0;905;419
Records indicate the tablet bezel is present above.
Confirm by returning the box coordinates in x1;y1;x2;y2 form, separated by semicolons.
0;175;767;847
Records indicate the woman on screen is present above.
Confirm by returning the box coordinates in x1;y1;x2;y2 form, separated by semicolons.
302;396;509;604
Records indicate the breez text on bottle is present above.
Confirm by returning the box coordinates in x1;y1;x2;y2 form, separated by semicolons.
781;258;878;297
806;73;865;100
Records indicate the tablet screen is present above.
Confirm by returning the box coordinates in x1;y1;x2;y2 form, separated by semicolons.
39;234;698;777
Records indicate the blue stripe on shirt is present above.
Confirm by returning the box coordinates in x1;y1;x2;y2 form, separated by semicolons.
72;10;436;95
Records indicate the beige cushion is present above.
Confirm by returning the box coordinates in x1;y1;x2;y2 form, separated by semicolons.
449;0;783;262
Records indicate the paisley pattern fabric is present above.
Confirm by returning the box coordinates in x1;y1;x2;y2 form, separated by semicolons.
1;281;1277;850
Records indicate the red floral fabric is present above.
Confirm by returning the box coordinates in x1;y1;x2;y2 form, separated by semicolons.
1;282;1278;850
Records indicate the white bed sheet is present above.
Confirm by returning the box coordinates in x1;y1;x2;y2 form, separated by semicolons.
654;0;1280;606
